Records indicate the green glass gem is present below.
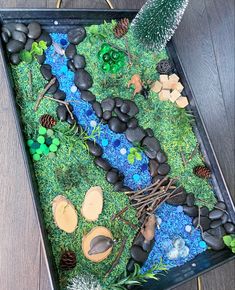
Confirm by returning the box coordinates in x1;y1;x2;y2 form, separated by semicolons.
43;147;50;155
52;138;60;146
38;126;47;135
36;148;43;155
117;59;125;67
27;139;34;147
119;51;125;59
110;64;120;74
101;63;110;72
31;142;40;149
37;136;45;144
111;51;120;61
40;144;48;152
29;148;36;155
47;129;54;137
49;144;58;152
33;153;40;161
101;43;111;53
102;53;110;62
45;137;52;145
48;152;56;159
98;50;105;60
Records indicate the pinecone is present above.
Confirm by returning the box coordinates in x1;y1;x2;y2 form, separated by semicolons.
194;166;211;179
40;114;56;128
114;18;129;38
60;251;77;271
156;59;173;74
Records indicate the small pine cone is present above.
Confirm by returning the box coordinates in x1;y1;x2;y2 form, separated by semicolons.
40;114;56;128
194;166;211;179
114;18;129;38
156;60;173;75
60;251;77;271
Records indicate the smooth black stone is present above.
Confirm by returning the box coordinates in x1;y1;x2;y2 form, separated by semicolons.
108;117;127;133
40;64;52;81
56;105;68;121
10;53;20;65
27;22;42;39
166;191;187;205
15;23;28;34
114;181;124;191
114;107;130;123
156;151;167;163
133;234;145;247
130;245;148;264
101;98;115;112
120;186;132;192
103;111;112;121
2;23;16;36
145;128;154;137
186;193;195;207
209;209;224;220
193;216;211;231
142;239;155;253
65;44;76;59
126;127;145;143
125;100;139;117
12;30;26;43
80;90;96;103
183;205;198;217
36;30;52;46
35;53;46;64
200;206;210;217
1;31;9;43
221;213;228;224
149;159;159;177
224;223;235;234
203;232;225;251
127;118;138;129
73;54;86;69
106;169;119;184
216;201;226;210
92;102;102;118
114;97;123;107
157;163;170;176
6;39;24;53
207;226;226;239
46;79;59;94
74;69;93;90
24;38;34;51
152;175;169;186
210;219;223;229
120;102;130;114
87;140;103;157
68;26;86;44
53;89;66;101
94;157;111;171
126;259;135;273
142;136;160;159
67;60;76;72
67;115;77;126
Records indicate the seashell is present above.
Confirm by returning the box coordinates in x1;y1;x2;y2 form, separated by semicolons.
53;42;65;55
52;195;78;233
88;235;114;255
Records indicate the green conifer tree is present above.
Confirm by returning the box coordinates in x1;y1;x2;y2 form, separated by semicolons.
131;0;189;51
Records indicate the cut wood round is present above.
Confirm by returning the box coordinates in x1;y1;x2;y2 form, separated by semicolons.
82;226;113;263
81;186;103;221
52;195;78;233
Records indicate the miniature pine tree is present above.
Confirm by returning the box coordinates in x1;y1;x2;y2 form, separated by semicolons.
131;0;189;51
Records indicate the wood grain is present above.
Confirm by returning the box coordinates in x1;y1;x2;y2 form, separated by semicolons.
0;0;234;290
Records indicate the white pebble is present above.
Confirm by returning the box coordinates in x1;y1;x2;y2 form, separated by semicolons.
167;248;179;260
70;85;77;93
120;148;127;155
185;225;192;233
157;216;162;225
54;20;59;25
179;246;190;258
192;263;197;267
90;120;97;127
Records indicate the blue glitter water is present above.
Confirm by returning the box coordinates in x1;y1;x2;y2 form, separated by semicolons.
44;33;151;190
44;33;207;270
141;203;207;272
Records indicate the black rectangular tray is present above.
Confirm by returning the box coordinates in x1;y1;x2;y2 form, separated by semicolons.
0;9;234;290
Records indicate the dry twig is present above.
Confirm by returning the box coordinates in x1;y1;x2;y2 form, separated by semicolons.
34;77;56;111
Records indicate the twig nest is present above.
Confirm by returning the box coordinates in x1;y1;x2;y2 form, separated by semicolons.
52;195;78;233
82;227;113;262
81;186;103;221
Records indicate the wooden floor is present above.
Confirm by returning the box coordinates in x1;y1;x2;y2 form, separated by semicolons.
0;1;234;290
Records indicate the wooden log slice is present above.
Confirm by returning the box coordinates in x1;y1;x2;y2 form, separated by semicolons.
82;226;113;263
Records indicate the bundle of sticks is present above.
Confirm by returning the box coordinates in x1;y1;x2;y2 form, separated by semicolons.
125;176;184;223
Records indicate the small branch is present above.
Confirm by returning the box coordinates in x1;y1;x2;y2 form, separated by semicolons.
28;69;33;98
124;36;132;65
181;152;187;167
189;143;199;161
105;0;114;9
105;238;127;278
118;216;138;230
111;206;129;221
106;40;130;56
34;77;56;111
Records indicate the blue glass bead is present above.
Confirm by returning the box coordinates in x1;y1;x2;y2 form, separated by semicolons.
199;241;207;249
133;174;140;182
113;139;120;147
86;109;93;116
176;205;183;213
60;38;67;46
102;139;109;147
61;65;68;73
141;163;148;171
